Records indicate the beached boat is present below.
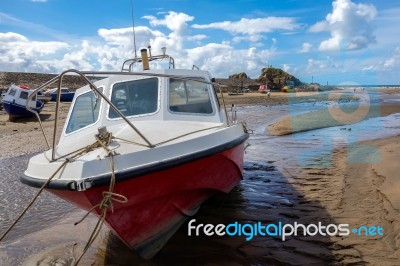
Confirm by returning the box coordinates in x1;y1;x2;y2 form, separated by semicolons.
47;87;75;102
37;91;52;103
258;84;269;93
21;48;248;259
2;84;44;121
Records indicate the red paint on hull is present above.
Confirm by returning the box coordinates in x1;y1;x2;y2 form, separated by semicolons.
49;143;245;258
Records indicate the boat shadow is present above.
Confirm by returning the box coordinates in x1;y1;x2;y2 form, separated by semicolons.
7;113;52;123
101;161;338;265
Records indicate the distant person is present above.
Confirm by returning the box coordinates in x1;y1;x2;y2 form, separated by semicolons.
267;90;271;98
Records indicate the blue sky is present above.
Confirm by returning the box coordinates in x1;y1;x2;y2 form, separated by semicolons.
1;0;399;85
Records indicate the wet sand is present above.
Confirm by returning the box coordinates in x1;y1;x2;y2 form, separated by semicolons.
268;104;400;136
0;89;400;265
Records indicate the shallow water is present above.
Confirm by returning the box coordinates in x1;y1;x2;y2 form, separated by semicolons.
0;154;76;240
0;91;399;265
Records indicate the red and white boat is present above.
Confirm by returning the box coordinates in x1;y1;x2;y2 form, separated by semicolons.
21;48;248;259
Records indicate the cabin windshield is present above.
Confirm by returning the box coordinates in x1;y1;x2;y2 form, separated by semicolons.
168;78;213;114
8;88;17;96
65;89;102;134
108;78;159;119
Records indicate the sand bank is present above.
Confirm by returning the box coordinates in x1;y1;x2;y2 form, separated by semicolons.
284;135;400;264
221;90;357;107
268;103;400;136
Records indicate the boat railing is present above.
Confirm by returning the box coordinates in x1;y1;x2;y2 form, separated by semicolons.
121;46;175;72
25;69;231;162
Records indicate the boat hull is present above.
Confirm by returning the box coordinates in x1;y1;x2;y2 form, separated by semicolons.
50;92;75;102
3;100;44;120
49;142;245;259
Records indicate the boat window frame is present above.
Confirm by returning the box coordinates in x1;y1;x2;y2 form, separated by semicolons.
64;87;104;135
107;77;161;120
8;87;17;97
167;77;215;116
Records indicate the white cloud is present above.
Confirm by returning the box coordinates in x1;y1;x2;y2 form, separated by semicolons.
306;57;343;74
188;34;208;41
0;32;68;72
98;26;164;51
282;64;292;73
382;47;400;70
192;17;299;35
185;44;273;77
143;12;194;35
299;42;313;53
0;32;28;42
232;34;265;44
310;0;377;51
308;21;328;33
0;10;284;77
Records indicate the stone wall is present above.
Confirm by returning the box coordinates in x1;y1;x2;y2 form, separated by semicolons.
0;72;87;93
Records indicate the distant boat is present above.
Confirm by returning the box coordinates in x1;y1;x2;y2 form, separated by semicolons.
37;91;52;103
2;84;44;121
47;87;75;102
258;84;269;93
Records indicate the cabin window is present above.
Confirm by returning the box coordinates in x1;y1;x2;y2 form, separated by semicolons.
19;91;28;100
108;78;159;119
8;88;17;96
168;78;213;114
65;89;102;134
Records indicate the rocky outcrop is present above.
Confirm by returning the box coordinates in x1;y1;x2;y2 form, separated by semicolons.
228;72;249;79
258;67;302;90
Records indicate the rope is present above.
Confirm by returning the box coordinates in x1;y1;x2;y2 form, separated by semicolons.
73;150;128;266
0;131;128;266
0;137;106;242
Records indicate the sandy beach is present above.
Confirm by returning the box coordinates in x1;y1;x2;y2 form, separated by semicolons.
0;88;400;265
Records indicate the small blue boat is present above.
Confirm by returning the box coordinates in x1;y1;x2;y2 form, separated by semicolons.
48;87;75;102
2;84;44;121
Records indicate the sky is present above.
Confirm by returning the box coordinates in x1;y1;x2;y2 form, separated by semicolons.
1;0;400;85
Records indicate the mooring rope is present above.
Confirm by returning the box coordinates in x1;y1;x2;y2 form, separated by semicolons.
0;139;104;242
0;132;128;266
73;148;128;266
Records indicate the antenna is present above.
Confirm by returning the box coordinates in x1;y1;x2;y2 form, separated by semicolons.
130;0;138;59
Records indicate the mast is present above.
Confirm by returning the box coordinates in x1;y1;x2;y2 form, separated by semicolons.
130;0;138;59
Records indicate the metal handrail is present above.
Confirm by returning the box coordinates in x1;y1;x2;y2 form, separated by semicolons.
121;54;175;72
